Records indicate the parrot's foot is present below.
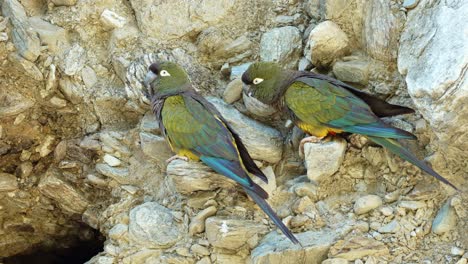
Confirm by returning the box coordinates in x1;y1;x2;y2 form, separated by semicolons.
299;136;325;158
166;155;189;163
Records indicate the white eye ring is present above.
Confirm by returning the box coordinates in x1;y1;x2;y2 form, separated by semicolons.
160;70;171;77
253;78;264;85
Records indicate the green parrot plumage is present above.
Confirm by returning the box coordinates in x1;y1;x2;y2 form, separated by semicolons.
144;61;299;244
242;62;458;190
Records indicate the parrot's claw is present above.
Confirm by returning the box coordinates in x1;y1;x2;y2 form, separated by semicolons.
299;136;325;158
166;155;189;163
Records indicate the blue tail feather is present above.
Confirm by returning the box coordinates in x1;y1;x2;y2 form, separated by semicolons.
367;136;458;191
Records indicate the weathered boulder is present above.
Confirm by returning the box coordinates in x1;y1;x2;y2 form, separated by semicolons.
398;0;468;187
129;202;183;248
208;97;283;163
260;26;302;69
303;138;347;182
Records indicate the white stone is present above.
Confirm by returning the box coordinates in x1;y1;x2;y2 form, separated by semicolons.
251;230;339;264
103;154;122;167
0;173;18;192
2;0;41;61
307;21;349;68
223;78;243;104
260;26;302;69
130;0;235;39
29;16;69;54
378;219;400;233
243;92;277;117
354;195;383;215
205;217;268;250
364;0;403;62
398;0;468;175
322;259;349;264
432;199;457;235
49;96;67;108
51;0;77;6
304;138;347;182
100;9;126;29
208;97;283;163
59;44;86;76
129;202;182;248
332;59;370;85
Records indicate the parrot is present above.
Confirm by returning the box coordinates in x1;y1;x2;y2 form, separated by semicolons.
143;61;299;244
241;62;458;191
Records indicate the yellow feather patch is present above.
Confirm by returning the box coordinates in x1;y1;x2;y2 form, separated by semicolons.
177;149;200;161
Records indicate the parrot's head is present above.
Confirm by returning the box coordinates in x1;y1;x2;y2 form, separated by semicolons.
144;61;190;97
241;62;289;105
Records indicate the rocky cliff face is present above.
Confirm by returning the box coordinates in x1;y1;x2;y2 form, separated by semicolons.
0;0;466;263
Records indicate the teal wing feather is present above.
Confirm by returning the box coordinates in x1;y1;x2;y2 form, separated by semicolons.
292;78;416;140
161;95;268;198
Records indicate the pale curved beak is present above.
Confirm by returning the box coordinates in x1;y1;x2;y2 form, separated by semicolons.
243;83;252;97
144;71;157;88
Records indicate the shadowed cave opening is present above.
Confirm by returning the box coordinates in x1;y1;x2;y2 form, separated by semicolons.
1;226;105;264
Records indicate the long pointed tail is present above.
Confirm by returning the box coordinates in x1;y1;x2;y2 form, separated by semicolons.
243;187;300;245
367;136;458;191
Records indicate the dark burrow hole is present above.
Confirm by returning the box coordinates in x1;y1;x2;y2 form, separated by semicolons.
1;225;105;264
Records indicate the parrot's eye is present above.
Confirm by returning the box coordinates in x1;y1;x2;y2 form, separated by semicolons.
253;78;264;85
160;70;171;77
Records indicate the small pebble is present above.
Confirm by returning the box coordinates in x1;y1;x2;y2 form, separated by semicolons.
451;247;465;256
103;154;122;167
354;195;383;215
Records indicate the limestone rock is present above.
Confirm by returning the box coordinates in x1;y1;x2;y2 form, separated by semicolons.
8;52;43;81
58;77;85;104
58;44;86;76
0;173;18;192
205;217;268;250
130;0;235;39
129;202;183;248
432;199;458;235
250;230;339;264
398;0;468;175
50;0;77;6
208;97;283;163
322;259;349;264
328;237;389;260
100;9;126;29
189;206;217;235
307;21;349;68
29;16;69;54
197;28;252;61
2;0;41;61
139;112;160;134
332;59;370;85
223;78;243;104
96;163;129;184
103;154;122;167
403;0;419;9
354;195;383;215
38;168;89;214
364;0;403;62
230;62;252;80
243;92;277;117
304;138;347;182
139;132;173;163
260;26;302;69
378;219;400;234
167;159;235;194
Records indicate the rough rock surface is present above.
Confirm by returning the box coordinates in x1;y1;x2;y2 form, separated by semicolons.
0;0;466;263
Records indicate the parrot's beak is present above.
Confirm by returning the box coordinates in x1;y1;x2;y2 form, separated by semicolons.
243;83;253;97
144;71;157;89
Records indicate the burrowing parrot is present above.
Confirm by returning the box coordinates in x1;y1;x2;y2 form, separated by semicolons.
143;61;299;244
241;62;458;190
